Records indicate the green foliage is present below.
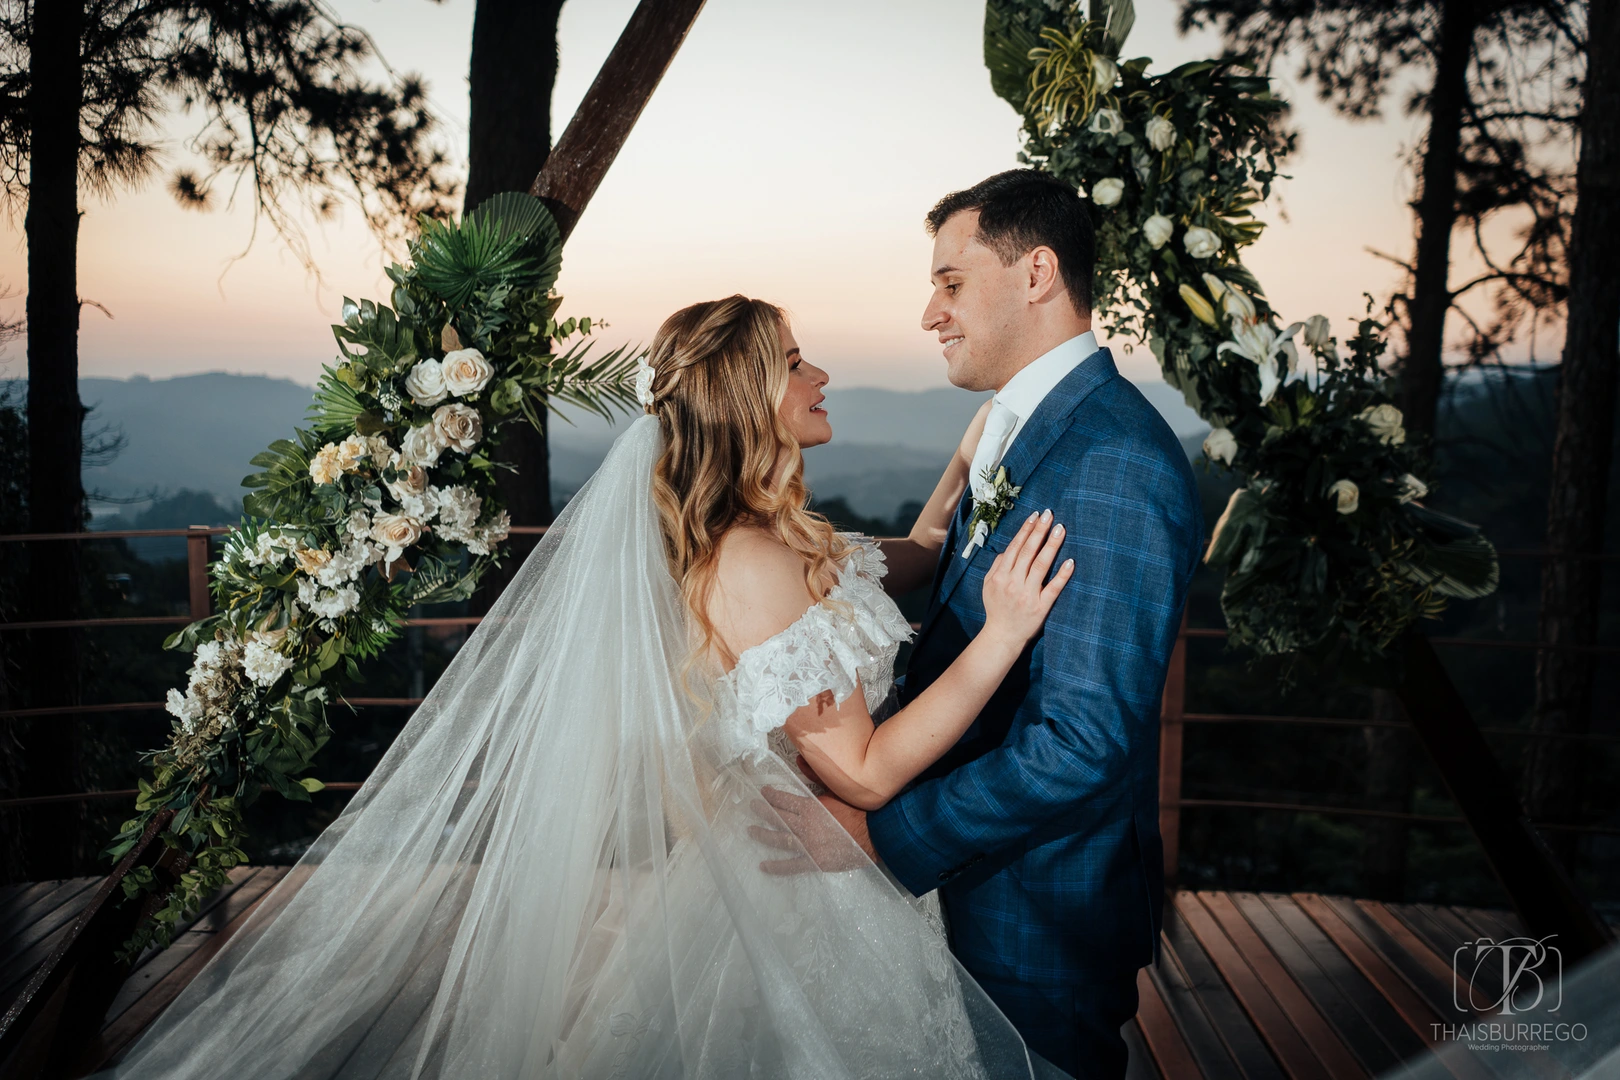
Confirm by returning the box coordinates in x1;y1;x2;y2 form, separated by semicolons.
986;0;1497;679
107;193;640;957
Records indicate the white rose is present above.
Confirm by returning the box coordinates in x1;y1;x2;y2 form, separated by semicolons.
1088;108;1123;136
1092;177;1125;207
1356;403;1406;446
401;423;446;468
1328;478;1360;515
1142;213;1174;249
1303;314;1333;350
1202;427;1238;466
1091;54;1117;91
309;443;343;486
404;358;448;406
1183;226;1220;260
441;348;494;397
1396;473;1429;503
1145;115;1176;151
370;512;424;559
432;403;483;453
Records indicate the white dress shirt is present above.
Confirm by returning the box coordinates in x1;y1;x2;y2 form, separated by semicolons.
968;330;1098;489
961;331;1098;557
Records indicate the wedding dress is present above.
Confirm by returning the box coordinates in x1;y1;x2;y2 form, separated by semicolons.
107;415;1049;1079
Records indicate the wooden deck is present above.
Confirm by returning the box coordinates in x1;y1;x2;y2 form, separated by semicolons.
0;873;1556;1077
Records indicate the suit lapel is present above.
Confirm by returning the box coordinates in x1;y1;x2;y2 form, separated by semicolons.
924;348;1121;622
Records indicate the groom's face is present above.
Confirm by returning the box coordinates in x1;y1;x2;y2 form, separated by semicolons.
922;210;1030;392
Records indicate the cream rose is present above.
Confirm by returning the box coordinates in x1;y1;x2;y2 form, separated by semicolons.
442;348;494;397
334;434;367;473
1142;213;1174;249
1202;427;1238;466
1328;478;1360;515
309;444;343;486
1091;54;1118;91
1357;403;1406;446
1183;226;1220;260
1303;314;1333;350
1145;115;1176;151
1088;108;1124;136
370;512;424;556
293;546;332;575
1092;177;1125;207
387;464;429;500
401;423;446;468
404;358;448;406
432;403;483;453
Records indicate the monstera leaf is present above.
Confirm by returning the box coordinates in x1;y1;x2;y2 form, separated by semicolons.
412;192;562;310
984;1;1042;107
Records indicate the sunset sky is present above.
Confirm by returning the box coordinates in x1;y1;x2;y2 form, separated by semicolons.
0;0;1535;392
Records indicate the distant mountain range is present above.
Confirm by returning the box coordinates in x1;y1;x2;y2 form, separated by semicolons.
23;372;1207;524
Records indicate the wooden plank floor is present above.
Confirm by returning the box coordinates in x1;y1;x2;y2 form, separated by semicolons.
0;878;1577;1077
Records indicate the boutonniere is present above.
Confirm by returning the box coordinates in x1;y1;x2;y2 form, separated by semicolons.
962;465;1022;559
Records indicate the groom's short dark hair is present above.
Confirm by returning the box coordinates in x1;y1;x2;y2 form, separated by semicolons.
926;170;1095;316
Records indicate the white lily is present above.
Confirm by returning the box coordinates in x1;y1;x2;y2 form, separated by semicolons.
1218;318;1303;405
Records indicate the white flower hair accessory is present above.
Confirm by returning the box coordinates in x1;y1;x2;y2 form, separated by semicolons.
634;354;656;408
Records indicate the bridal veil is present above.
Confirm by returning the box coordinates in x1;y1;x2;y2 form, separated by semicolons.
106;416;1046;1079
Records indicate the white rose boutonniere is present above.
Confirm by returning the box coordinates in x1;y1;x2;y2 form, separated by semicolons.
404;358;448;406
1092;177;1125;207
962;465;1023;559
432;403;484;453
1395;473;1428;503
441;348;494;397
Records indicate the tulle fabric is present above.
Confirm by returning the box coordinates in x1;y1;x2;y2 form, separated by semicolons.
106;416;1046;1079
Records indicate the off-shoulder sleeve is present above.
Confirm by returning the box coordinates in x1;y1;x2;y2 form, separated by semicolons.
709;535;912;762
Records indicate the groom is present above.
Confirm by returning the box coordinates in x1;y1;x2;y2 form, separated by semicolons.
820;170;1201;1077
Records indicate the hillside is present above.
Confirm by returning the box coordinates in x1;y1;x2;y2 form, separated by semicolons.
6;371;1208;524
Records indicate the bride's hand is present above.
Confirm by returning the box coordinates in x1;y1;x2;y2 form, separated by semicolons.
980;510;1074;650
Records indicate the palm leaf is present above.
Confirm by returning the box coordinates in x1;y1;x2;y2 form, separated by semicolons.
412;194;563;311
306;366;369;435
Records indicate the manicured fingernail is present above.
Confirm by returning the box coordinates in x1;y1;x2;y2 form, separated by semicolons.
1041;508;1052;521
1064;558;1074;568
1027;512;1038;524
1054;524;1065;535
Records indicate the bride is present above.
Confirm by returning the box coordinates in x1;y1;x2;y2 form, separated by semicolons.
108;295;1075;1079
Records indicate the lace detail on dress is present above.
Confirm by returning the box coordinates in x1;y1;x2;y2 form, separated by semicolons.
712;534;912;765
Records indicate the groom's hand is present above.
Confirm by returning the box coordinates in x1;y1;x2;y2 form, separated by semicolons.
750;786;878;875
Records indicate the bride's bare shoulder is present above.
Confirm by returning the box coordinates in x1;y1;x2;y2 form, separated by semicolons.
707;526;818;663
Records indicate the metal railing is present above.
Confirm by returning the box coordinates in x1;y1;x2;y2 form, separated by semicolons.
1;527;1616;848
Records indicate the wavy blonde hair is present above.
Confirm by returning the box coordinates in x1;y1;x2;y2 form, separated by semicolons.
646;295;850;666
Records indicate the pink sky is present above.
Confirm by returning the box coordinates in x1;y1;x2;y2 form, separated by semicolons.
0;0;1552;392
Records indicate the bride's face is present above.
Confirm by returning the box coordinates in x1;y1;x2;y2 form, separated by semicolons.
776;322;831;449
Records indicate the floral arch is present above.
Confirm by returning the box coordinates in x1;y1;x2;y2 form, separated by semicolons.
110;2;1499;954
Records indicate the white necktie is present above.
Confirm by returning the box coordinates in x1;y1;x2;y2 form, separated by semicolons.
962;400;1019;557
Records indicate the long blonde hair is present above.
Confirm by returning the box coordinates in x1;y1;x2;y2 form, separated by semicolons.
646;295;850;665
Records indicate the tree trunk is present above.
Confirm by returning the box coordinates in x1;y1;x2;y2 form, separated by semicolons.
465;0;566;607
21;0;86;878
1360;691;1411;900
1400;0;1476;438
1523;0;1620;869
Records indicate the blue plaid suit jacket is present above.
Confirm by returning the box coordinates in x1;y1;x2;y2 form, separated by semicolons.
868;347;1202;989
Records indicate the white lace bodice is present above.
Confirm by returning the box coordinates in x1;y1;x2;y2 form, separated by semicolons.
711;534;913;766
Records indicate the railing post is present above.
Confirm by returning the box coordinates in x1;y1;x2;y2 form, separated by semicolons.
186;526;211;620
1159;607;1188;892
